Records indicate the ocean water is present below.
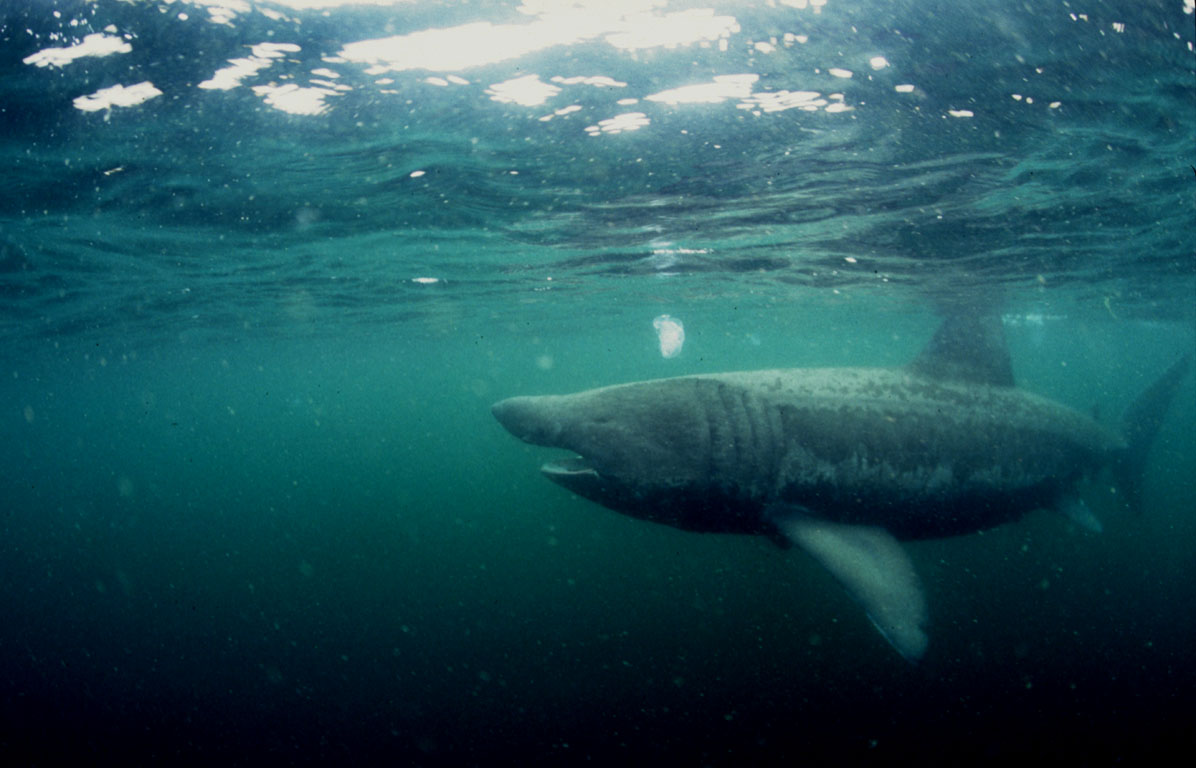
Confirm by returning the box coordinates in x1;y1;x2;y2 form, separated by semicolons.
2;0;1194;764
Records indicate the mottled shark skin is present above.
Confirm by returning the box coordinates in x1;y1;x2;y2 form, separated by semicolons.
492;316;1190;662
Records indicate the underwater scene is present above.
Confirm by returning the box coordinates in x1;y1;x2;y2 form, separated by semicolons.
2;1;1194;764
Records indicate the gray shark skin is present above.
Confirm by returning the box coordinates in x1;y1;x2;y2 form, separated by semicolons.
492;316;1190;662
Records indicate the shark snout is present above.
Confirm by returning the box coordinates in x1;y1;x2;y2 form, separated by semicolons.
491;396;564;446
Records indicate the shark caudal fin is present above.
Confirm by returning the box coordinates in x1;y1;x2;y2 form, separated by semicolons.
1113;353;1192;514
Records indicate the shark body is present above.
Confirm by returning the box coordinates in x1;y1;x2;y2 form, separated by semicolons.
492;316;1189;660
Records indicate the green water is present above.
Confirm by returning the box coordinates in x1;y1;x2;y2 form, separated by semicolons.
4;299;1192;762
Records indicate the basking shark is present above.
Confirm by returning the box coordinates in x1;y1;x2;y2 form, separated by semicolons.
492;315;1189;661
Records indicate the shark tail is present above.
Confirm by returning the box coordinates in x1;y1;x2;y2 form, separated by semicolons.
1113;353;1192;514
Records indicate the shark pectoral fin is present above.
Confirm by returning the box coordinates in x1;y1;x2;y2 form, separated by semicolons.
767;505;929;662
1059;498;1103;534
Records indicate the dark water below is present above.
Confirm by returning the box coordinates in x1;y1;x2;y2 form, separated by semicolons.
2;1;1194;764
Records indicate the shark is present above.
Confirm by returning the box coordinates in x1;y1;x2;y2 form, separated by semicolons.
491;315;1190;661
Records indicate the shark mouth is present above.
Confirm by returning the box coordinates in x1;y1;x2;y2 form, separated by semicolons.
541;455;599;479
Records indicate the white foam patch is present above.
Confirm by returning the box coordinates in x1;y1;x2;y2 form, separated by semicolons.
485;75;561;106
73;81;162;112
251;83;338;115
646;74;758;105
23;33;131;68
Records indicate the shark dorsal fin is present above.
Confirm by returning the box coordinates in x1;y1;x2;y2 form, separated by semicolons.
909;314;1013;387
